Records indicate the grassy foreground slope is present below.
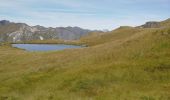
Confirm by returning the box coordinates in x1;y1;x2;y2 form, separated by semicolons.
0;21;170;100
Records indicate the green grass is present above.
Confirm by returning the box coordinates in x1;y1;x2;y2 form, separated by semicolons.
0;25;170;100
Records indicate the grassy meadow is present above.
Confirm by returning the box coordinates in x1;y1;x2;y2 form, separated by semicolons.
0;26;170;99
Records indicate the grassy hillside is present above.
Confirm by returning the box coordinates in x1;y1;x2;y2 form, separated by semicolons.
80;27;143;46
0;20;170;100
160;18;170;27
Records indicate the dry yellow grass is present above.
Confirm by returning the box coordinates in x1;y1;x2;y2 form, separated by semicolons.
0;24;170;100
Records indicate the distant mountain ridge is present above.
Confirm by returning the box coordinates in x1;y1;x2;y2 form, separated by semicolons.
0;20;98;42
1;19;170;43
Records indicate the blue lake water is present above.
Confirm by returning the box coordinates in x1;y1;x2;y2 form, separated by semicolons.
12;44;83;51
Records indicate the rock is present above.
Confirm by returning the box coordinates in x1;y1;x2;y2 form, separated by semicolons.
0;20;10;26
140;21;160;28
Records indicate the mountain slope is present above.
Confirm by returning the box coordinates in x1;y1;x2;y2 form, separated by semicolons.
137;18;170;28
80;26;142;46
0;20;94;42
81;18;170;46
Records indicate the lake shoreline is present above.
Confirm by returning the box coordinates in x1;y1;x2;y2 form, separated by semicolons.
11;43;85;52
11;39;87;46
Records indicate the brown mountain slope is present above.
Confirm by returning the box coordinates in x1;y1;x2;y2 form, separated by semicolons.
80;18;170;46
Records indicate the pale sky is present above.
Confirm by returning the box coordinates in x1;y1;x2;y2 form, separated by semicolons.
0;0;170;30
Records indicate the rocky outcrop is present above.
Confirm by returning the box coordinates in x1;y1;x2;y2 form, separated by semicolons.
0;20;10;26
139;21;161;28
0;20;95;42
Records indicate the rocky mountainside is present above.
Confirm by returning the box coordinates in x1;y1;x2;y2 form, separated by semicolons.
140;21;160;28
138;18;170;28
0;20;95;42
